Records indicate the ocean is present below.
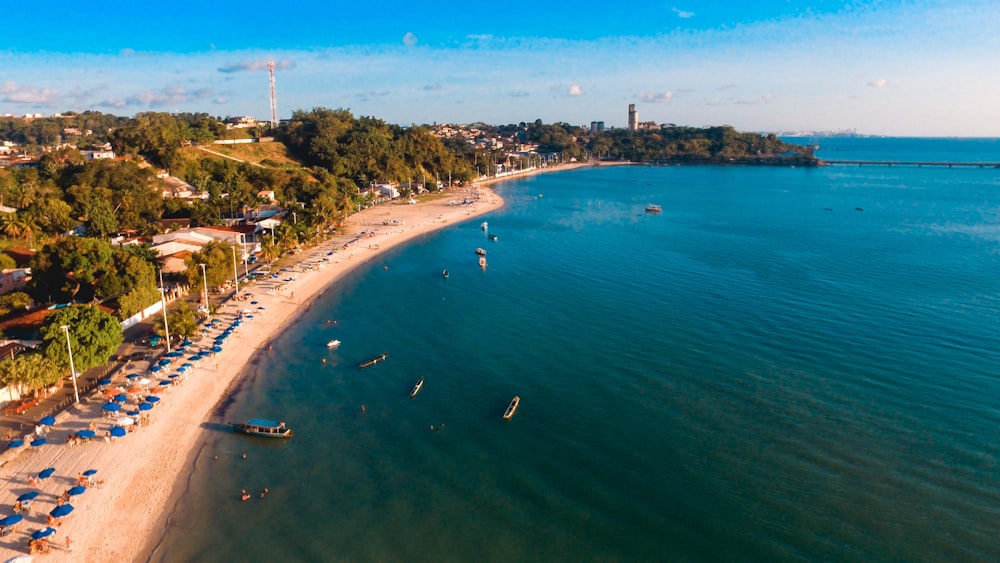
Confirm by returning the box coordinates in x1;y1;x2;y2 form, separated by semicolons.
154;138;1000;562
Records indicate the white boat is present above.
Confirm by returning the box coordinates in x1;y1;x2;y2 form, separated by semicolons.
232;419;293;438
481;221;488;231
645;204;662;213
410;377;424;398
475;248;487;256
327;339;341;349
503;396;520;420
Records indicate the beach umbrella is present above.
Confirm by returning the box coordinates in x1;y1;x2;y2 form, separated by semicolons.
169;374;180;379
39;416;56;426
7;440;24;449
159;380;172;386
127;386;142;394
211;345;223;353
48;504;73;518
149;365;163;373
38;467;55;479
99;377;112;385
125;410;140;417
144;396;161;403
182;338;192;346
187;354;201;361
257;306;265;310
16;492;38;502
31;526;56;539
109;426;127;438
156;359;171;366
150;387;165;395
176;366;187;373
138;402;153;411
181;363;194;368
83;469;98;476
102;402;121;412
250;300;259;305
116;417;134;426
76;430;95;439
112;393;128;403
29;438;46;448
165;351;183;358
125;373;141;380
67;486;86;497
0;514;23;527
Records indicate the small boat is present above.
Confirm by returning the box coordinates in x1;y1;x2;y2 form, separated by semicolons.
475;248;487;256
442;269;449;279
410;376;424;398
479;256;487;269
481;221;488;231
645;204;662;213
231;419;293;438
359;352;389;369
327;339;341;349
502;396;520;420
488;234;498;241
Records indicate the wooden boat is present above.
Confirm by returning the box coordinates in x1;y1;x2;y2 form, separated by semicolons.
359;352;389;369
232;419;293;438
479;256;487;269
442;269;449;279
645;204;662;213
327;339;341;349
410;376;424;398
475;248;487;256
502;396;520;420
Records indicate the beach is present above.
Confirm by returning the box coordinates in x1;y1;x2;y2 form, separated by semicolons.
0;183;509;561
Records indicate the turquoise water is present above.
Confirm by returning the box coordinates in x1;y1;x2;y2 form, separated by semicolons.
155;142;1000;562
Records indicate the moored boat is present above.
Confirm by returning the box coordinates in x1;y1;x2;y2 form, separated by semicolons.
232;419;293;438
359;352;389;369
488;234;498;241
410;376;424;398
502;396;520;420
327;339;341;349
645;204;662;213
475;248;487;256
442;269;449;279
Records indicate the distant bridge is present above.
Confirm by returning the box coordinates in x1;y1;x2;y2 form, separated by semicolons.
823;160;1000;168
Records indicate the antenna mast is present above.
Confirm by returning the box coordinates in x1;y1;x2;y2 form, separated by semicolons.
268;61;278;130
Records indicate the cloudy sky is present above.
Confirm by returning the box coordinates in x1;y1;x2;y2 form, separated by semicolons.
2;0;998;136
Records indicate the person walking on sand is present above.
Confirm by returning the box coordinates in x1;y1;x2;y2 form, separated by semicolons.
65;536;73;552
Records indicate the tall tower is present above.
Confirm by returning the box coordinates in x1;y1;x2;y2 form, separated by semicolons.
268;61;278;130
627;104;638;131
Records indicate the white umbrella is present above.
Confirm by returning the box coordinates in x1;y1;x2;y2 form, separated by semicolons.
115;417;135;427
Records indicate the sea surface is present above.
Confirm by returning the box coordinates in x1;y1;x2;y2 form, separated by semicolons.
154;138;1000;562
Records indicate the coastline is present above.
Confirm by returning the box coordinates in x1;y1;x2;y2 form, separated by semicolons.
0;185;507;562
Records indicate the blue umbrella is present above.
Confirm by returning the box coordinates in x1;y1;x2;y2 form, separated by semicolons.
0;514;23;526
145;396;161;403
125;373;140;380
31;526;56;539
30;438;46;447
176;366;187;373
83;469;98;476
67;485;86;496
187;354;201;361
165;351;183;358
149;365;163;373
99;377;113;385
113;394;128;403
76;429;95;439
159;380;172;386
109;426;127;437
156;359;171;366
181;362;193;368
250;300;259;305
38;467;55;479
126;410;140;416
16;491;38;501
168;374;180;379
211;346;223;353
7;439;24;449
138;402;153;411
102;402;121;412
49;504;74;518
182;338;192;346
39;415;56;426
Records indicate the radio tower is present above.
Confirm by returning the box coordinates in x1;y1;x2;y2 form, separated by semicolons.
268;60;278;131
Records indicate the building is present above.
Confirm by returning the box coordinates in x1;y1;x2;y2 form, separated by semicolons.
628;104;638;132
590;121;605;135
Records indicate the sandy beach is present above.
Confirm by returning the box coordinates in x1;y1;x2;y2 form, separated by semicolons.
0;183;513;561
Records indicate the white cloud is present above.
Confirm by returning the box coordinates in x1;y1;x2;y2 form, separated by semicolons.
0;82;61;106
672;7;695;18
735;93;773;105
867;78;888;88
218;59;295;73
422;83;442;91
567;84;584;96
639;91;673;103
403;32;418;47
123;86;215;108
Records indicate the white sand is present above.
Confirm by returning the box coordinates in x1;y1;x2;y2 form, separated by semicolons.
0;186;505;561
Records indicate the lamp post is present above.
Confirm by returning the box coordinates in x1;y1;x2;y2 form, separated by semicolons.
199;263;208;312
59;325;80;404
158;286;171;353
231;245;240;297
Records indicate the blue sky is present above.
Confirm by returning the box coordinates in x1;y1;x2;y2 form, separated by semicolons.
2;1;998;136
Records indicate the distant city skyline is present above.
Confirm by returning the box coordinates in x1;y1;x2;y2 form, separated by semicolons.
2;0;998;137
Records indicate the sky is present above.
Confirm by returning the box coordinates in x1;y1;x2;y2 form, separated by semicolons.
2;0;998;136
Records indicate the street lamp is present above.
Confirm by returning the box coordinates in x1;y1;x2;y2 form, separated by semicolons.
59;325;80;404
231;245;240;297
158;286;171;353
199;263;208;312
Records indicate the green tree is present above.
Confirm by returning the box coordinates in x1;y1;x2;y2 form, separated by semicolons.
186;241;236;293
0;352;64;397
0;291;32;318
40;305;123;373
160;300;198;339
